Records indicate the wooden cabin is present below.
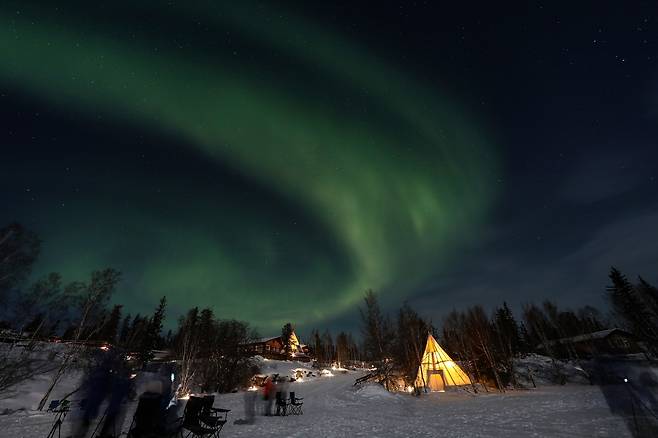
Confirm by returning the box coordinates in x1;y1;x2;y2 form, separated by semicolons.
242;336;286;359
538;328;643;358
241;331;310;361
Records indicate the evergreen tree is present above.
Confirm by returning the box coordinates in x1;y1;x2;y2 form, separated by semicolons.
138;296;167;367
311;329;324;364
0;222;41;304
195;308;217;392
607;267;658;354
322;330;334;363
24;313;45;335
637;277;658;322
164;329;173;349
126;314;145;351
119;313;132;346
98;304;122;344
336;332;349;366
492;303;522;387
346;332;359;363
359;289;388;361
518;322;531;354
576;306;606;334
493;302;521;356
197;308;215;358
281;322;294;357
394;303;430;388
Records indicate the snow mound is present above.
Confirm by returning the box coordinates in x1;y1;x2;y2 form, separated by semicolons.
356;383;395;399
515;354;590;386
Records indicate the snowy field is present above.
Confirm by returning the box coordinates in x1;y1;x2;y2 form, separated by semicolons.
222;372;633;437
0;356;651;437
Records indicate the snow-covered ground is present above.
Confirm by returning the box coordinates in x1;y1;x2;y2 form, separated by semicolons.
0;356;656;437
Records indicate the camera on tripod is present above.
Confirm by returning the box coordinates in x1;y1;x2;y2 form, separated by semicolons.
46;399;71;438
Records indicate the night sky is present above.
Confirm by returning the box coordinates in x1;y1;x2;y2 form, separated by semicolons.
1;1;657;332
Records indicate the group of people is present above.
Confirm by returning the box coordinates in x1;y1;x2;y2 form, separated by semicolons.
68;349;175;438
237;373;291;424
262;374;290;416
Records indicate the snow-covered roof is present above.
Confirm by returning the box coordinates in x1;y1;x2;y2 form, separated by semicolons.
247;336;282;344
539;328;632;348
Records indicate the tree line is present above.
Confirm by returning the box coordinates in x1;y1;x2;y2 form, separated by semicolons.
357;267;658;393
3;221;657;398
0;222;256;405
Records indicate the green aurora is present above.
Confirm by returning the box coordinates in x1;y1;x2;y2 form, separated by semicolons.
0;2;498;330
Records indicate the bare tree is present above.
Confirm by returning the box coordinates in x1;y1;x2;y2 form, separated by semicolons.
465;306;505;392
0;222;40;305
37;269;120;410
175;307;200;397
523;303;565;384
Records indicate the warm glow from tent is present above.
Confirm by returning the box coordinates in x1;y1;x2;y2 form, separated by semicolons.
415;334;471;391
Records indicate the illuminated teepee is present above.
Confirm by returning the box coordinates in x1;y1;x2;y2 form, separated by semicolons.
415;334;471;392
289;331;301;353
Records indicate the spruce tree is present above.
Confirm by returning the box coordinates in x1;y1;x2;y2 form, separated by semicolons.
197;308;215;358
0;222;41;303
336;332;349;366
607;267;658;354
137;296;167;367
98;304;122;344
119;313;131;346
637;277;658;322
359;289;387;361
311;329;324;364
281;322;294;357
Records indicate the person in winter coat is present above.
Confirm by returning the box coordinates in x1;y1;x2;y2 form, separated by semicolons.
263;375;275;416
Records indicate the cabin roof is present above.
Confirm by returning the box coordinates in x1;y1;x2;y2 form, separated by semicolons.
538;328;633;348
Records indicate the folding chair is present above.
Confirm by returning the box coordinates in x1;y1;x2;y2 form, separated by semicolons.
127;393;165;438
199;395;229;437
288;392;303;415
275;392;289;416
180;396;218;438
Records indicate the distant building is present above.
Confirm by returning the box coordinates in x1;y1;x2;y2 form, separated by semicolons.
242;331;310;361
538;328;643;358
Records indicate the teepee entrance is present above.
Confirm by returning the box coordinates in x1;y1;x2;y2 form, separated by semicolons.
426;369;446;392
415;334;471;392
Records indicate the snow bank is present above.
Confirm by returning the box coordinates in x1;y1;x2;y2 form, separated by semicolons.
356;383;396;400
0;342;85;413
514;354;590;386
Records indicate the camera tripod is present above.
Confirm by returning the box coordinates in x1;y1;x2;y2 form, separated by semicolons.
46;404;70;438
89;402;119;438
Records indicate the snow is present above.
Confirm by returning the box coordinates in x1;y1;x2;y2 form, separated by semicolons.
0;356;654;437
514;353;591;386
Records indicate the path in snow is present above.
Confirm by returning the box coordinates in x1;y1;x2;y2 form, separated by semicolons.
218;371;631;437
0;369;640;437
